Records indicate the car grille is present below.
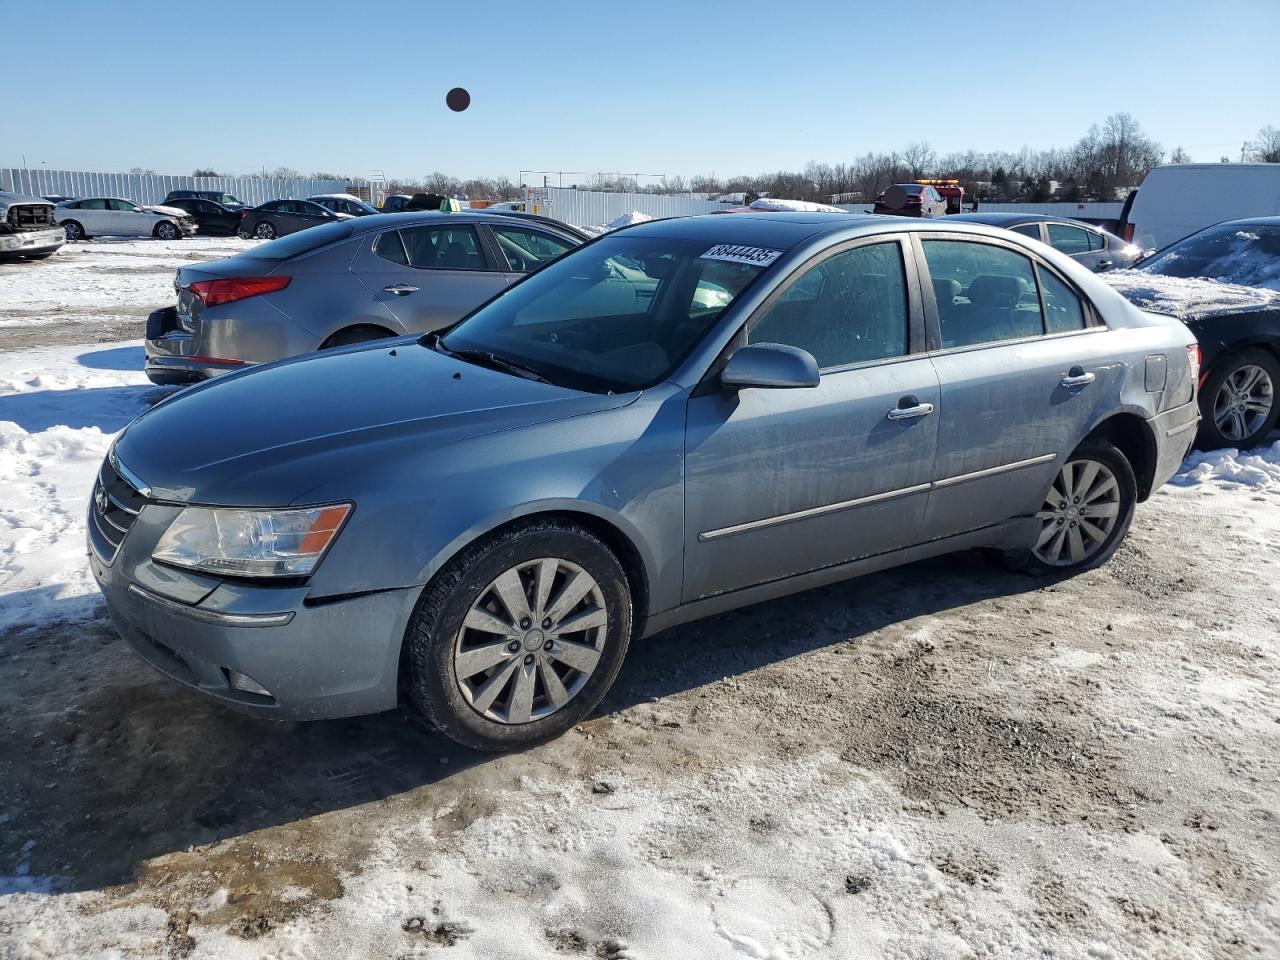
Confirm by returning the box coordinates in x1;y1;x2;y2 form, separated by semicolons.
1;204;56;233
89;455;149;562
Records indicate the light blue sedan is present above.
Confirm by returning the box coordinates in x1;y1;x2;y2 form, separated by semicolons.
92;213;1200;750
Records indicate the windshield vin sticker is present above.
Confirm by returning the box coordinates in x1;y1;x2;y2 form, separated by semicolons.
701;244;783;267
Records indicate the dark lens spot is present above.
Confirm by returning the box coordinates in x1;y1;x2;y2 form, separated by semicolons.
446;87;471;112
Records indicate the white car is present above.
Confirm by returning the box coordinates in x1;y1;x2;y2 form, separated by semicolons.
54;197;197;241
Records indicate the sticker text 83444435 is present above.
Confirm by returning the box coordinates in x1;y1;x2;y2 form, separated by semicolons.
700;244;783;268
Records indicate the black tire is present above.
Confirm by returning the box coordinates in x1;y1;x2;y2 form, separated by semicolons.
1006;439;1137;577
405;517;633;752
253;221;276;240
154;221;179;241
23;252;56;260
320;325;394;349
1196;347;1280;451
62;220;85;241
236;227;251;239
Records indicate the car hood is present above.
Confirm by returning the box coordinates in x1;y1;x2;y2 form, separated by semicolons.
0;190;53;211
114;340;637;504
1101;270;1280;319
144;204;190;217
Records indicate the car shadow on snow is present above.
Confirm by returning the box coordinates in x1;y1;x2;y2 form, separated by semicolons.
1;553;1046;894
75;345;144;372
0;382;175;433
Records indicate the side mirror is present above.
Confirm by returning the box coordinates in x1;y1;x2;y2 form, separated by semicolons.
720;343;820;391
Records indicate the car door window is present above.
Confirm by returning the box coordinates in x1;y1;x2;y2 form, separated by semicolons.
748;242;908;368
1087;230;1107;251
107;199;139;212
921;240;1044;347
491;227;574;272
400;225;488;270
1011;223;1042;241
81;199;107;210
1046;223;1090;255
373;229;410;265
1039;269;1087;334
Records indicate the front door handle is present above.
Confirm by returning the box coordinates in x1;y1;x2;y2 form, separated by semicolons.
887;396;935;421
1060;367;1096;388
383;284;419;296
1096;259;1112;270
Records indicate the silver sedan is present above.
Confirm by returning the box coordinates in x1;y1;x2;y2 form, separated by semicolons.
143;212;587;384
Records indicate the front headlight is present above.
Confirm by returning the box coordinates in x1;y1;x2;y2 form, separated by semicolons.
152;503;351;577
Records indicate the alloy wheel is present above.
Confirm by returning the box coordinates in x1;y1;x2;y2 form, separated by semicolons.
157;222;177;240
1033;459;1121;567
453;557;607;724
64;222;82;240
254;222;275;239
1213;364;1273;443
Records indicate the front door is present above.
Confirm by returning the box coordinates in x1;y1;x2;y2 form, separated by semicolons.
917;235;1113;539
683;238;941;601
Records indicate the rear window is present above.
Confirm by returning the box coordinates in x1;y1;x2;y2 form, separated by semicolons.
248;221;355;259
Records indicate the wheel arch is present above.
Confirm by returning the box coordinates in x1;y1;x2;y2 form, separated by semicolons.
319;322;399;349
1083;412;1158;501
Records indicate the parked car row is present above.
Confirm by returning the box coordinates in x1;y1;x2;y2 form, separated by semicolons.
97;210;1200;751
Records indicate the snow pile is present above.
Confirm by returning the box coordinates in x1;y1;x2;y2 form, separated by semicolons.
0;342;158;631
748;198;848;214
1101;270;1280;319
1171;440;1280;490
605;211;654;229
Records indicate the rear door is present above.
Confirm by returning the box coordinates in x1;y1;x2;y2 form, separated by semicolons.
916;234;1113;540
683;237;941;600
352;222;510;333
74;199;110;233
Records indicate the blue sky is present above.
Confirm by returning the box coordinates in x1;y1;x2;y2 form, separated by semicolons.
6;0;1277;183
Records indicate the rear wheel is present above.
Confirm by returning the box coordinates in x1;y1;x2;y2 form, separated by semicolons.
62;220;85;241
1009;440;1136;576
405;517;633;751
154;221;179;241
1197;348;1279;450
253;221;276;240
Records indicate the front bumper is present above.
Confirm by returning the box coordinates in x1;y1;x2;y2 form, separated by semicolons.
0;226;64;255
1148;399;1199;492
89;497;418;721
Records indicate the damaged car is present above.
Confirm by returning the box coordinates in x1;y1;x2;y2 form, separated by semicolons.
55;196;197;241
0;190;65;260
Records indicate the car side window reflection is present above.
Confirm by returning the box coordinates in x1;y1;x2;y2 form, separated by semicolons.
1039;269;1087;334
1011;223;1042;241
922;240;1044;347
373;230;409;265
1047;223;1090;255
749;242;909;368
399;225;487;271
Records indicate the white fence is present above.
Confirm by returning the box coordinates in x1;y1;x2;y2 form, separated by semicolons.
530;187;729;227
0;168;352;206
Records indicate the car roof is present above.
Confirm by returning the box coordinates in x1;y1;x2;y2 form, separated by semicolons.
620;211;1063;250
1211;216;1280;228
947;212;1104;227
344;210;589;240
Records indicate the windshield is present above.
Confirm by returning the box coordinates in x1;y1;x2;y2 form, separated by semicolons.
1141;222;1280;288
440;235;775;392
220;194;242;205
247;220;355;259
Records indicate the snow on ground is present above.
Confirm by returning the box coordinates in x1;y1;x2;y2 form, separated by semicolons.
0;342;160;631
0;236;257;328
1101;270;1280;318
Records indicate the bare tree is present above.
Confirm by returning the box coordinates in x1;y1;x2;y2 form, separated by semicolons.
1168;146;1191;164
1248;126;1280;163
901;142;936;178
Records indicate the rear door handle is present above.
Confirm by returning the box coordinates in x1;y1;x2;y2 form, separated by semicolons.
887;396;935;421
1060;368;1096;388
1096;259;1112;270
383;284;418;296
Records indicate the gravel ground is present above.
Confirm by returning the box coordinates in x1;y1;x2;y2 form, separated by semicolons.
1;241;1277;959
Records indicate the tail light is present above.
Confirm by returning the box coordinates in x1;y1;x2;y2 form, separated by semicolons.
240;209;251;218
190;276;290;308
1187;343;1202;385
1123;223;1135;242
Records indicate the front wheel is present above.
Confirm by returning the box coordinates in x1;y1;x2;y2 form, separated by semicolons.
406;518;633;751
1197;348;1279;451
155;221;179;240
1010;440;1136;576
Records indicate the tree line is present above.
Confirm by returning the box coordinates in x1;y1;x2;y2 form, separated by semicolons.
183;117;1278;204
